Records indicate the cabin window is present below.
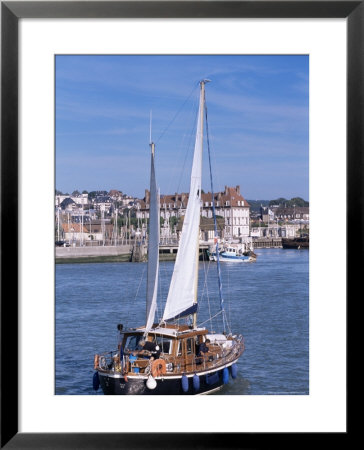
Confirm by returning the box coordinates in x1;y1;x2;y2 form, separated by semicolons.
186;338;194;355
124;335;142;351
177;340;183;356
155;337;172;354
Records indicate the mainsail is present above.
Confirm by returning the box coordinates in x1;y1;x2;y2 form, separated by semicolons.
145;142;160;331
162;80;208;322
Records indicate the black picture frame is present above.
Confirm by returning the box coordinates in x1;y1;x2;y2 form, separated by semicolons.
1;1;356;448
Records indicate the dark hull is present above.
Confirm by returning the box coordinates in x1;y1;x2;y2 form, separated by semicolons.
282;238;309;249
98;364;236;395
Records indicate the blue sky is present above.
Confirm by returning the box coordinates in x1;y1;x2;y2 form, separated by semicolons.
56;55;309;200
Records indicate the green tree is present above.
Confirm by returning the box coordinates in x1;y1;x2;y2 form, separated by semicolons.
269;197;287;207
288;197;309;207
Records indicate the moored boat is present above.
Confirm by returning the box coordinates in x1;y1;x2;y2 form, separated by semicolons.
93;80;245;395
282;237;309;249
208;241;257;262
95;325;243;395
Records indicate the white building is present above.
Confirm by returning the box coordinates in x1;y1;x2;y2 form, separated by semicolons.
56;193;88;207
138;185;250;239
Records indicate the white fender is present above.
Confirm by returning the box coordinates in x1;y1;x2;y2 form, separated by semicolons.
146;375;157;390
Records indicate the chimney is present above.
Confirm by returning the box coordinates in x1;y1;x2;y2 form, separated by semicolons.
236;185;240;195
145;189;150;205
224;186;229;195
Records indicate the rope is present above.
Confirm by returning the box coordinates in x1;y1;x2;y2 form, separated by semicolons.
204;93;227;334
156;83;199;144
198;309;224;327
134;263;147;302
200;253;216;333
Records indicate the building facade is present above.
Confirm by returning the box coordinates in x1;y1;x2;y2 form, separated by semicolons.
138;185;250;239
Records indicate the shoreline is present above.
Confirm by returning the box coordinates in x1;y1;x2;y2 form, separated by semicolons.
55;238;307;264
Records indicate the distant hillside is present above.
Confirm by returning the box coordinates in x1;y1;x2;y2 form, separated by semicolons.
247;197;309;212
246;200;270;212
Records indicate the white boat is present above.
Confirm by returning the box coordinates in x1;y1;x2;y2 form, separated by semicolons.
93;80;245;395
208;240;257;262
209;246;257;262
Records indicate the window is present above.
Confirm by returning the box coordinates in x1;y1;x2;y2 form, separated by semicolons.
155;337;172;354
186;338;194;355
124;335;142;351
177;340;183;356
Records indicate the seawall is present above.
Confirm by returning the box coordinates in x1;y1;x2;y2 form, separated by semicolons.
56;245;132;263
55;244;209;263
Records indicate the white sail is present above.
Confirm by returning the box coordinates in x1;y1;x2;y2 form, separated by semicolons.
145;143;160;331
162;82;207;322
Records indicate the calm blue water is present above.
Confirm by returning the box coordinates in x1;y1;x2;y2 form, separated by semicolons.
55;248;309;395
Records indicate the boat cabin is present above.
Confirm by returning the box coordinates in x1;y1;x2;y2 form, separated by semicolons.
224;247;237;254
95;323;237;377
120;325;210;375
222;246;245;256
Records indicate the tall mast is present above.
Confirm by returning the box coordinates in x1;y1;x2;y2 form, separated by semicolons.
145;113;160;331
162;79;210;325
192;79;209;328
149;110;153;145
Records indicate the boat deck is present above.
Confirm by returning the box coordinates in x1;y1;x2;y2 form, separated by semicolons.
96;338;244;378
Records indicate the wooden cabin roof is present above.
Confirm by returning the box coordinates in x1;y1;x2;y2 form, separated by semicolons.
125;325;208;339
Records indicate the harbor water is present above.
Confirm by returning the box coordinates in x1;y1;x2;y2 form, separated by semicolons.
55;248;309;395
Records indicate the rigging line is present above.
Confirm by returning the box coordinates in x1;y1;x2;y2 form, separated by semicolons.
163;93;199;206
226;265;231;332
204;95;227;334
175;104;199;194
133;263;147;302
156;262;163;323
206;258;217;333
200;248;214;332
155;83;199;144
158;258;174;323
197;309;224;328
158;260;166;322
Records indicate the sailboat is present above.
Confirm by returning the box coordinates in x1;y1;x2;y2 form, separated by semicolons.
93;80;245;395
